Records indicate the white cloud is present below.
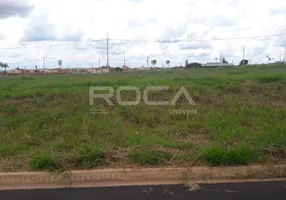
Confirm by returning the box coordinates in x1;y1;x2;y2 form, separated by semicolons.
0;0;286;68
0;0;33;19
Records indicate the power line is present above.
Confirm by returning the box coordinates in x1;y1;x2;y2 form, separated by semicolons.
107;32;109;68
284;14;286;61
0;33;285;50
110;33;286;43
0;39;105;50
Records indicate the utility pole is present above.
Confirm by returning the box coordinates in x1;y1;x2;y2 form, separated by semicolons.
220;52;222;67
284;14;286;62
241;46;245;66
147;56;149;68
124;52;126;67
106;32;109;69
284;47;286;62
43;57;46;75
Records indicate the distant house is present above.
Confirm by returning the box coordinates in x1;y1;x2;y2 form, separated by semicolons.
87;68;109;74
43;68;71;74
172;66;184;70
137;66;149;71
275;61;286;64
7;69;21;74
7;69;27;75
201;62;234;68
149;67;161;71
186;62;202;68
122;66;130;72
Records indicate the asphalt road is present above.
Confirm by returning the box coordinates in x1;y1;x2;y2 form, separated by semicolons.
1;181;285;200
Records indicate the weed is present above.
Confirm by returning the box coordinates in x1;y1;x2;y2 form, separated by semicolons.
3;105;18;114
29;154;60;170
73;147;105;168
201;145;255;166
259;75;282;83
0;65;285;170
131;149;173;165
0;146;14;157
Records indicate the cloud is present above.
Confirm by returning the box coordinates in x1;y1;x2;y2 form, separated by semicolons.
278;37;286;47
253;46;266;55
210;15;234;27
22;26;57;42
110;49;125;56
179;42;211;50
0;0;33;19
269;4;286;15
1;0;286;67
22;13;83;42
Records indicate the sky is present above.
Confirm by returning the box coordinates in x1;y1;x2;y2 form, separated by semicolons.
0;0;286;69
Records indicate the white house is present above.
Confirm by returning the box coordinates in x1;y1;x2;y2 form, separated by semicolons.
201;62;234;68
7;69;25;74
87;68;109;74
136;66;149;71
275;61;286;64
122;66;130;72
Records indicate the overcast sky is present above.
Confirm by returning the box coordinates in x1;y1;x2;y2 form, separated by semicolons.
0;0;286;69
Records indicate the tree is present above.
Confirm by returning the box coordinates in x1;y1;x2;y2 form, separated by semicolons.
185;60;188;68
0;62;9;72
166;60;170;67
151;59;157;67
115;67;122;72
58;60;63;67
239;59;248;66
222;57;228;64
266;56;274;63
186;62;202;68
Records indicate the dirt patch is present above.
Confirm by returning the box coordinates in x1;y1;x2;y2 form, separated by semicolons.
233;95;286;107
176;134;213;146
195;85;286;108
264;148;286;159
194;91;225;108
157;147;185;155
3;99;33;114
0;157;29;172
104;148;134;168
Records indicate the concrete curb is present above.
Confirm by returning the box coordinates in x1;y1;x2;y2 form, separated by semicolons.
0;165;285;190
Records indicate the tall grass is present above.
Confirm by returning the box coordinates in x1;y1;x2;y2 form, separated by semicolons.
0;65;286;171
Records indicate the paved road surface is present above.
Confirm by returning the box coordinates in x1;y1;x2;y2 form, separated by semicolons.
1;181;285;200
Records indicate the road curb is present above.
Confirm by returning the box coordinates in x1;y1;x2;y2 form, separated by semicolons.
0;164;285;190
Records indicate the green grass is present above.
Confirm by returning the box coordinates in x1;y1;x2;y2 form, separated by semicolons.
0;146;14;157
259;75;282;83
29;154;59;170
201;145;256;166
0;64;286;171
73;147;106;169
131;149;173;165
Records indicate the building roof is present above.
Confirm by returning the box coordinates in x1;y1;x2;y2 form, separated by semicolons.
202;63;234;67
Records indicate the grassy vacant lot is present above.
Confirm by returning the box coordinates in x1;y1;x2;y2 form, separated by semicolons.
0;65;286;172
